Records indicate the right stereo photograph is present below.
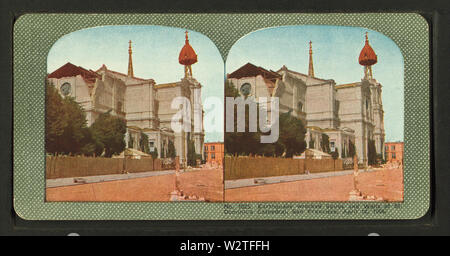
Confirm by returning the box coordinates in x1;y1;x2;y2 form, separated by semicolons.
223;25;404;202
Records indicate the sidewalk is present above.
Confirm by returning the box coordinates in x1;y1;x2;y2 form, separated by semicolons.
225;168;373;189
46;170;175;188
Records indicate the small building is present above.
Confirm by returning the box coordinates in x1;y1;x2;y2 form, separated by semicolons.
385;142;404;164
295;148;332;159
204;142;224;166
113;148;151;159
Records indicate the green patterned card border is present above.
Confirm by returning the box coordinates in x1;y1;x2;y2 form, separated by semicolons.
13;13;429;220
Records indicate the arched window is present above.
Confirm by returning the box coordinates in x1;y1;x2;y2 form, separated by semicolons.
240;83;251;96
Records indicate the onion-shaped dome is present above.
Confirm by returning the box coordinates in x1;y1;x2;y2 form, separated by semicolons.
178;31;198;66
358;33;377;66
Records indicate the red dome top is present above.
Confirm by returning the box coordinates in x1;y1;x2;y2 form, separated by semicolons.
358;33;377;66
178;31;198;66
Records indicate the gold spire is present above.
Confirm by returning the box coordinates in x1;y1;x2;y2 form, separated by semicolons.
127;40;134;77
308;41;315;77
365;32;373;79
184;31;191;77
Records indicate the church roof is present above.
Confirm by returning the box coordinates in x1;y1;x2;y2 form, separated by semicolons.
155;82;179;89
48;62;100;83
335;82;360;89
263;77;277;95
95;64;150;82
227;62;281;80
204;141;224;145
278;66;329;83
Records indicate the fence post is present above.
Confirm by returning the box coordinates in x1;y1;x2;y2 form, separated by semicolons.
304;157;307;174
151;156;154;171
123;157;126;174
175;156;180;172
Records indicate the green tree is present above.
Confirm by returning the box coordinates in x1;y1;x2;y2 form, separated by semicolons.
376;153;385;164
224;103;264;156
275;111;307;157
321;134;331;153
46;80;130;157
91;111;126;157
224;79;252;155
224;80;307;158
45;80;89;155
59;96;88;154
161;145;166;158
167;140;177;158
225;106;307;157
45;80;68;154
128;135;134;149
367;139;377;165
139;132;150;154
224;89;262;156
225;80;240;98
150;147;158;159
309;137;315;149
331;147;339;160
80;127;104;156
187;140;198;166
348;140;356;157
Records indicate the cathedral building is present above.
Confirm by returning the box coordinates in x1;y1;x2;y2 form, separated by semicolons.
47;31;205;164
227;33;385;165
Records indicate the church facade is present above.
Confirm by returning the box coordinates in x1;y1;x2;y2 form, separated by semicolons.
47;32;205;164
227;34;385;165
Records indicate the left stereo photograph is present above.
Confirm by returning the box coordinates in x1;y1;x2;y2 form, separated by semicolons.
45;25;225;202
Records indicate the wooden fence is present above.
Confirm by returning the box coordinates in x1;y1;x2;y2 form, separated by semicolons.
224;156;344;180
46;156;175;179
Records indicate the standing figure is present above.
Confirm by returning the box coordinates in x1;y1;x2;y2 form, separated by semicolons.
353;154;359;191
349;154;363;201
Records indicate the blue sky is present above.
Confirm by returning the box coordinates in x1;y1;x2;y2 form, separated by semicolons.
226;25;404;142
47;25;224;142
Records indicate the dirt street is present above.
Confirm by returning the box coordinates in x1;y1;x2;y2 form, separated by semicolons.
46;168;223;202
47;166;403;202
225;167;403;202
